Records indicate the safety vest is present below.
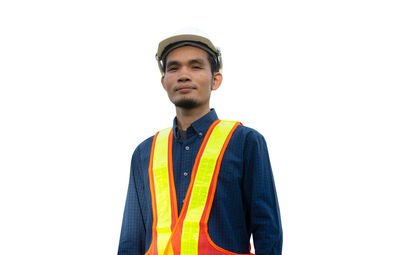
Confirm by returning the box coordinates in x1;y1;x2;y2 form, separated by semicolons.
146;120;252;255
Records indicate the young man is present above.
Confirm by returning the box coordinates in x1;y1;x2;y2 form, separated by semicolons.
118;32;282;255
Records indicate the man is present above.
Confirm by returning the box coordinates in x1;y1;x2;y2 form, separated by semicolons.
118;31;282;255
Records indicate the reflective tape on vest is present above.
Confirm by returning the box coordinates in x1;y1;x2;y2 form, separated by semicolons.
180;120;238;255
148;127;176;255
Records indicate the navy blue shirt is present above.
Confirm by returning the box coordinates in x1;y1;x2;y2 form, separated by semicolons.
118;109;282;255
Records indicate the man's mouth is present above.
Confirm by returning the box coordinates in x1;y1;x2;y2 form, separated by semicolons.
176;86;195;92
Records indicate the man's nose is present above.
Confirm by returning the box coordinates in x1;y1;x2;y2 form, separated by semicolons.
178;76;191;82
178;68;191;82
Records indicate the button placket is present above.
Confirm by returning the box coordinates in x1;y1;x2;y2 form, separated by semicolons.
178;141;193;213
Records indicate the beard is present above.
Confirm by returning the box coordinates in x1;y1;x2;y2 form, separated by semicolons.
173;98;200;109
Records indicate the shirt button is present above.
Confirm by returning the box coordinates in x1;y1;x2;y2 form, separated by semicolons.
184;172;188;176
185;146;190;151
182;199;185;204
199;132;203;136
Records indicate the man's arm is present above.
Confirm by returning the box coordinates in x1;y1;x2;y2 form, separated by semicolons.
243;130;283;255
118;149;145;255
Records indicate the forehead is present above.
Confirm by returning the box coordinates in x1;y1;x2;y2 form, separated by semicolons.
165;46;209;63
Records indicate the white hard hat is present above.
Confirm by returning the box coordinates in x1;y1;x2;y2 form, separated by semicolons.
155;28;222;75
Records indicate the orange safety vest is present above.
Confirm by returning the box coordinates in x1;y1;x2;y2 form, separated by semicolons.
146;120;253;255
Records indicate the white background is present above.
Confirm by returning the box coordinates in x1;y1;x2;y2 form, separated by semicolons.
1;0;399;254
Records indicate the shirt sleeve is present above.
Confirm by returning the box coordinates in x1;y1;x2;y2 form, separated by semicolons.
243;130;283;255
118;148;146;255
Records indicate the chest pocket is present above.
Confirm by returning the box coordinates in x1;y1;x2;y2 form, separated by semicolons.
217;154;243;185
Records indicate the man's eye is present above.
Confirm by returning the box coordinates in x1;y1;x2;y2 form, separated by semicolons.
193;66;202;69
168;67;177;71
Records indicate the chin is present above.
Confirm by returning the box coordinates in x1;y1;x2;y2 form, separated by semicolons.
173;99;200;109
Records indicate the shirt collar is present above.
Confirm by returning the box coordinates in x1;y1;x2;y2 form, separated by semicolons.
173;108;219;139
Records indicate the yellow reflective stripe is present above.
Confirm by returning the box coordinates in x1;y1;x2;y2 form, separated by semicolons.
152;127;173;255
181;121;237;255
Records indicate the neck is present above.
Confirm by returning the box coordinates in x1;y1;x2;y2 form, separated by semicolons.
175;104;210;131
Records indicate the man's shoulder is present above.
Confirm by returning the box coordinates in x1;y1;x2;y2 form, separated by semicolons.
231;123;271;157
132;126;174;155
133;135;155;155
232;122;266;142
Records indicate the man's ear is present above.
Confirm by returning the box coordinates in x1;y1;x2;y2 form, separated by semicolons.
211;72;223;91
161;76;166;90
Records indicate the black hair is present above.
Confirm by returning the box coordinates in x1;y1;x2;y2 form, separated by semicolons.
161;42;219;74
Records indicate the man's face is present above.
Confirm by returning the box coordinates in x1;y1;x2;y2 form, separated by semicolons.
161;46;222;110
